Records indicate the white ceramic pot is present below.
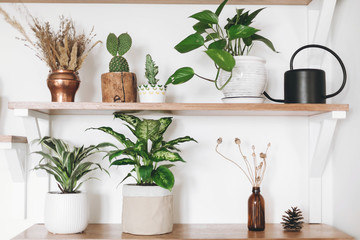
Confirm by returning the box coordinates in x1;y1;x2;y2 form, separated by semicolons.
44;192;88;234
218;56;267;103
138;84;166;103
122;184;173;235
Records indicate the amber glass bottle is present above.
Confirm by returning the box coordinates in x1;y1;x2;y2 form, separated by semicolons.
248;187;265;231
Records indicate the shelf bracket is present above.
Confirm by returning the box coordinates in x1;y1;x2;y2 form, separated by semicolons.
308;0;337;67
0;139;29;219
308;111;346;223
14;109;50;173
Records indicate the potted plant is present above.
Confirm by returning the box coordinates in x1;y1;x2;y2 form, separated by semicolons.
90;113;196;235
101;33;137;103
32;136;109;234
166;0;277;103
138;54;167;103
0;7;101;102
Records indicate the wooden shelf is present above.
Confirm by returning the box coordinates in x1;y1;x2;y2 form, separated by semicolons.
0;135;27;144
12;224;353;240
0;0;312;5
8;102;349;116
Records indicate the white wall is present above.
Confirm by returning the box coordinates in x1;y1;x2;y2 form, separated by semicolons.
0;2;349;239
329;0;360;239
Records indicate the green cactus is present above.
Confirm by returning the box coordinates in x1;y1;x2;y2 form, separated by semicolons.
145;54;159;87
109;56;129;72
106;32;132;72
106;33;118;57
118;33;132;56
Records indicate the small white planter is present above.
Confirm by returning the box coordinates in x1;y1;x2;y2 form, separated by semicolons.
218;56;267;103
138;84;167;103
122;184;173;235
44;192;88;234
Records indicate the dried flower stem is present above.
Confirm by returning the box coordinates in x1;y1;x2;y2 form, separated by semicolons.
216;137;271;188
215;142;254;186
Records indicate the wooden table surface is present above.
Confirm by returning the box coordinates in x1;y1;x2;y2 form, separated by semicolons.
12;224;353;240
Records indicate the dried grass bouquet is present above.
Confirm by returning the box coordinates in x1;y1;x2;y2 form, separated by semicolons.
0;6;101;72
216;137;270;187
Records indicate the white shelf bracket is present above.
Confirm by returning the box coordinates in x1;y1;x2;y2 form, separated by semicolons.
308;111;346;223
14;109;50;173
308;0;337;67
0;141;29;219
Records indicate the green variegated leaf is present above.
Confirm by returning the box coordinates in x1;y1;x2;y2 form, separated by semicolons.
152;166;174;191
215;0;228;16
193;22;211;33
110;158;137;166
205;33;220;42
208;39;227;50
205;49;235;72
119;173;133;185
114;113;141;128
150;117;173;141
227;24;259;40
88;127;135;148
160;164;176;169
139;165;153;182
166;67;195;85
163;136;197;149
151;149;184;162
251;34;278;52
190;10;218;24
175;33;204;53
109;148;134;162
245;8;265;26
135;119;160;141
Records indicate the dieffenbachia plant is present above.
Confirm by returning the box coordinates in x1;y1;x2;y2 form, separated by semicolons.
166;0;277;90
90;113;197;191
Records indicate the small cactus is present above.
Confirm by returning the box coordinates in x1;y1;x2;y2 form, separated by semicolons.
145;54;159;87
106;32;132;72
109;56;129;72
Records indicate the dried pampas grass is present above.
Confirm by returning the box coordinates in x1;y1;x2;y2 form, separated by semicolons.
0;6;101;72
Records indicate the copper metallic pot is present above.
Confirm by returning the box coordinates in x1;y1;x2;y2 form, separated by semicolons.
47;70;80;102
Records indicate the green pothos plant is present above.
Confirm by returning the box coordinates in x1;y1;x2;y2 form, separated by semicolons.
90;113;197;191
166;0;277;90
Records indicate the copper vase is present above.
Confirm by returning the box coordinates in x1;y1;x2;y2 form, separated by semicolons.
47;70;80;102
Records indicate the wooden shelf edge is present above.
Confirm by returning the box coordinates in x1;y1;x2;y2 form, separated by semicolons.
0;0;313;5
0;135;28;143
12;223;354;240
8;102;349;113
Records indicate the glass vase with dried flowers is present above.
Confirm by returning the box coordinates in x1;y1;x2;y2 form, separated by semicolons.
0;7;101;102
216;137;271;231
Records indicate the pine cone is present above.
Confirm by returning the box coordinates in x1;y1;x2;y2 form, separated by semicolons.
281;206;304;232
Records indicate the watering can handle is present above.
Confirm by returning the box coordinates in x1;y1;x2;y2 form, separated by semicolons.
290;44;347;99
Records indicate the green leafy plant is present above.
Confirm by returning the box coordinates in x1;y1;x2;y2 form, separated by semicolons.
145;54;160;87
166;0;277;90
106;33;132;72
90;113;197;191
33;136;109;193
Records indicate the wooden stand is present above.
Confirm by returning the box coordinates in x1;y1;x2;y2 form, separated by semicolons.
101;72;137;103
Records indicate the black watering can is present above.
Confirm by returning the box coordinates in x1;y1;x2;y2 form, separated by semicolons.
263;44;347;103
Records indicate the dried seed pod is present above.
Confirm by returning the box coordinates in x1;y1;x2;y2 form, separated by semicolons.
235;138;241;145
260;153;266;158
217;137;223;144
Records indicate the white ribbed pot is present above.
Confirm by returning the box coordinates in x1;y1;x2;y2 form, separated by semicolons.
218;56;267;103
44;192;88;234
122;184;173;235
138;84;167;103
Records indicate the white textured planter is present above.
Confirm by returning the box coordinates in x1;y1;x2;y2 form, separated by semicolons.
122;184;173;235
44;192;88;234
138;84;166;103
219;56;267;103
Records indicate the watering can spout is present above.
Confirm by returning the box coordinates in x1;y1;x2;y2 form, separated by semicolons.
263;91;284;103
